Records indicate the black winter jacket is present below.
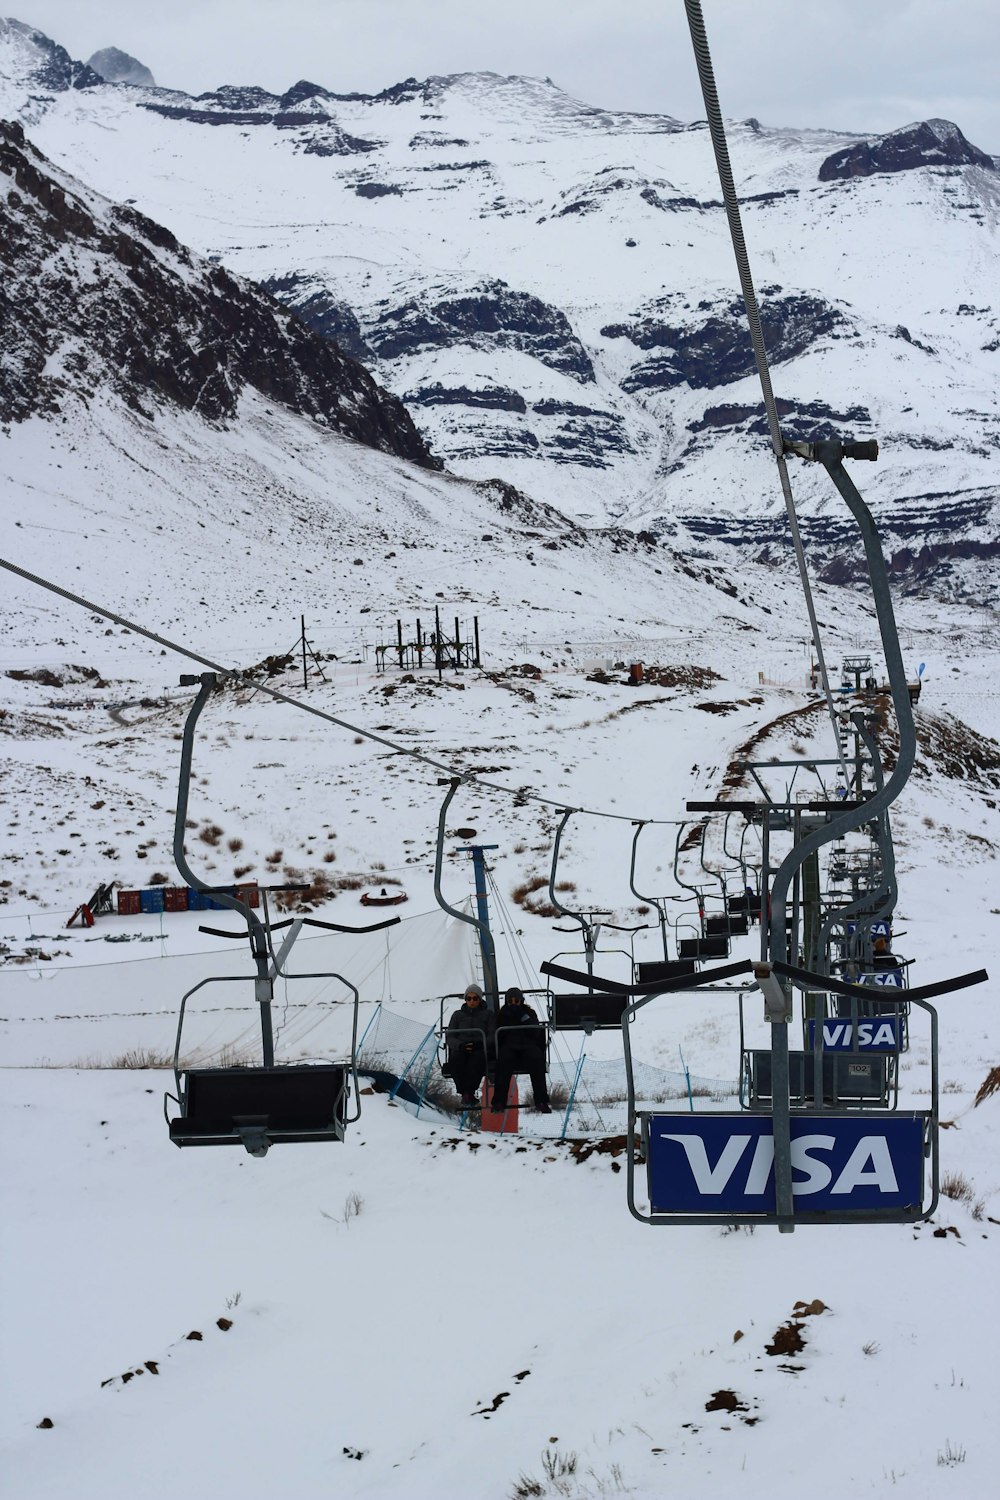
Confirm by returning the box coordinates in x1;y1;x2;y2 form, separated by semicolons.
446;1001;495;1058
495;1002;545;1055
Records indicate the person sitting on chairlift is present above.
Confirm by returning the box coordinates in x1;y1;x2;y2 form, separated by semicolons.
491;986;551;1114
871;935;902;969
446;984;495;1110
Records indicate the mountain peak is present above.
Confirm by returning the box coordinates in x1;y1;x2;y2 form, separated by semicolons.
0;16;100;91
86;45;155;88
819;117;995;180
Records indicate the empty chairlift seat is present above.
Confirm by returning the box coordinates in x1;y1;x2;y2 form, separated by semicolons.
635;959;697;985
727;892;762;918
678;934;731;961
705;913;749;938
550;991;628;1031
744;1050;891;1108
168;1064;348;1155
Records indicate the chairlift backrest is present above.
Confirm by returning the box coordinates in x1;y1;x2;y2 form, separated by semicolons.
168;1064;348;1155
549;991;628;1031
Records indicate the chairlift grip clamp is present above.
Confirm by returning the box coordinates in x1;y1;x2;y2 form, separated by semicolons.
752;961;792;1024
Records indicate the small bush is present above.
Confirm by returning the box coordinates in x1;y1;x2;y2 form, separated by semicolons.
112;1048;172;1069
941;1172;975;1205
937;1440;966;1467
512;876;547;906
199;824;224;847
974;1066;1000;1106
228;837;244;853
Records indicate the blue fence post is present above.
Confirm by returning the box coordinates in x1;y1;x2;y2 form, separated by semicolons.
679;1045;694;1112
560;1035;588;1141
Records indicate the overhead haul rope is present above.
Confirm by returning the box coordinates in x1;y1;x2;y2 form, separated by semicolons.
682;0;849;784
2;553;678;828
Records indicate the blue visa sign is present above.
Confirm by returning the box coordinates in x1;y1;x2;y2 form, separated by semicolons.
647;1113;924;1215
807;1018;900;1051
861;969;905;989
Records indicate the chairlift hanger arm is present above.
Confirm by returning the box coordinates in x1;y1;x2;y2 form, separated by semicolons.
548;808;587;934
768;441;918;966
173;672;271;957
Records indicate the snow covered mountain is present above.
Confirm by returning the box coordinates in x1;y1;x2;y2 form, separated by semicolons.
1;16;997;601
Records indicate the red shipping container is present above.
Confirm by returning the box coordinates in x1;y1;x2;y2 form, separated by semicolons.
234;884;260;909
164;887;190;913
117;890;141;915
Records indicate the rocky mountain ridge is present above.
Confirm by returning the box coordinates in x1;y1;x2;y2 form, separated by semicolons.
0;18;997;600
0;119;439;468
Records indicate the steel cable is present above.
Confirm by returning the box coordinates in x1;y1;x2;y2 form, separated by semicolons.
682;0;849;782
1;552;678;828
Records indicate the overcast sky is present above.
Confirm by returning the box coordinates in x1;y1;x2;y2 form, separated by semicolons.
15;0;1000;150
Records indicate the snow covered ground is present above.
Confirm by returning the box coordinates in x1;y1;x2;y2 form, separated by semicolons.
2;389;999;1496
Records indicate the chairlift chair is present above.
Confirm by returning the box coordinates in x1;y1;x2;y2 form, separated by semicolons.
164;672;401;1156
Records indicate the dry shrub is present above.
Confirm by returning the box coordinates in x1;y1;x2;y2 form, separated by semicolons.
228;837;244;853
112;1048;172;1069
199;824;224;846
512;876;547;906
941;1171;975;1204
974;1066;1000;1106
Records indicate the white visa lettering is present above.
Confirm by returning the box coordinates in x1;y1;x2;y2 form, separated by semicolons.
744;1134;774;1194
662;1133;753;1193
831;1136;899;1194
824;1023;849;1047
790;1134;835;1194
872;1021;896;1047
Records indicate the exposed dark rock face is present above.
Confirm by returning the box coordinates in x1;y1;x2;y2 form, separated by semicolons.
449;426;540;459
86;47;155;87
688;397;872;440
366;280;596;382
0;121;440;468
603;292;848;392
404;384;527;412
409;132;471;148
354;181;402;196
819;119;996;181
674;486;999;601
261;273;372;361
139;97;379;153
0;17;101;90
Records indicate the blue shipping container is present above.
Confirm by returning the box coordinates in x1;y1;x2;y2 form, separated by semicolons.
140;887;165;913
